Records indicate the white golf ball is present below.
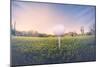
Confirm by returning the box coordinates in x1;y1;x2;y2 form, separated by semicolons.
53;24;65;36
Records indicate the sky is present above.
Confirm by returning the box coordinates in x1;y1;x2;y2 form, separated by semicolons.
11;1;96;34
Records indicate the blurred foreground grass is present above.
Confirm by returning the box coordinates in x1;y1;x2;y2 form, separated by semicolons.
11;35;96;66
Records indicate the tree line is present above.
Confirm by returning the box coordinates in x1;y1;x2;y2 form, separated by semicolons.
11;22;95;37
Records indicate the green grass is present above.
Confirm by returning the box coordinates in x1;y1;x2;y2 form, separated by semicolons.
11;35;96;66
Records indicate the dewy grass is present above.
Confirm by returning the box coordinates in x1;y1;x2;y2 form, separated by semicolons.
11;35;96;65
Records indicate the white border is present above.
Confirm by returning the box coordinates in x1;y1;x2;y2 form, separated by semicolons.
0;0;99;67
0;0;10;67
23;0;96;5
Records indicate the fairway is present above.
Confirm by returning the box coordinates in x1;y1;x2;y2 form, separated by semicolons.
11;35;96;66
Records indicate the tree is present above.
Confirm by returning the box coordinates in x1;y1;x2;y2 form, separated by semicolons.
90;23;95;35
80;26;84;35
11;21;16;36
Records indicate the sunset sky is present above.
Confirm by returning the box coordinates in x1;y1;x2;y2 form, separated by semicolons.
11;1;96;34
